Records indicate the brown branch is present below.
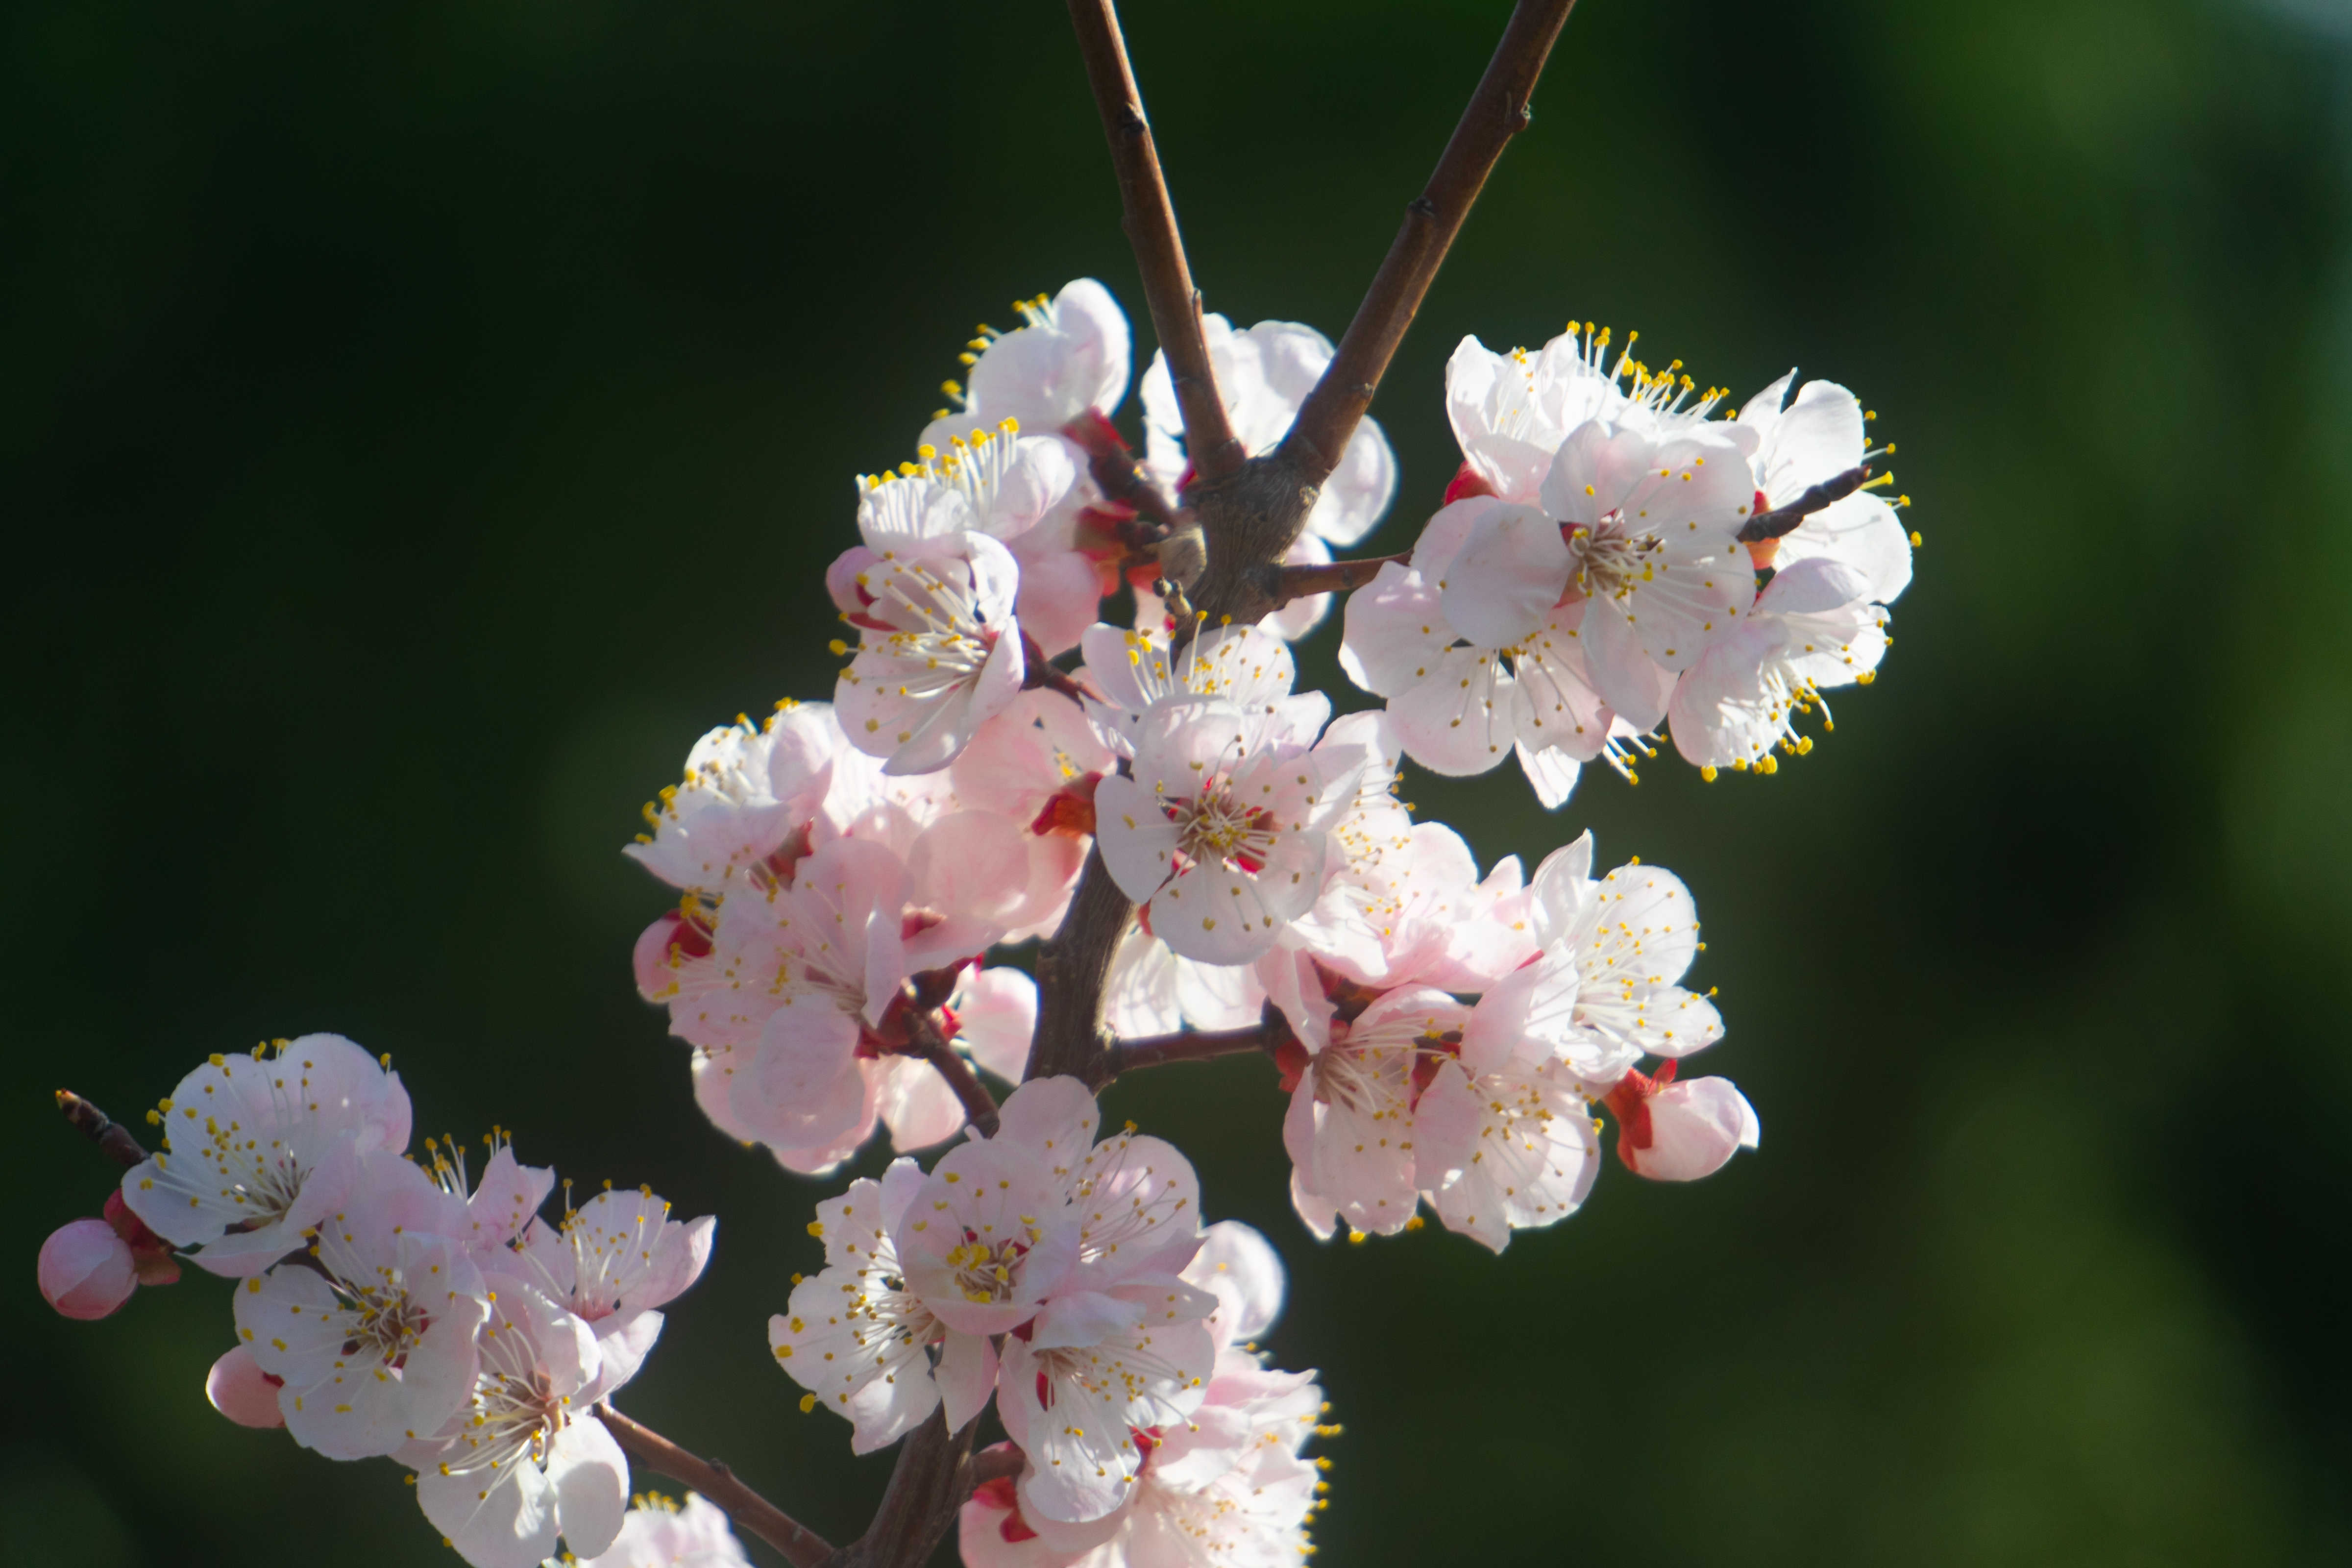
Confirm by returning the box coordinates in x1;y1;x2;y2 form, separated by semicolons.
1277;0;1578;489
1026;848;1136;1083
596;1404;833;1568
1087;1023;1279;1089
58;1090;151;1169
906;1027;1001;1138
1737;464;1870;542
1065;0;1243;483
1257;549;1413;610
828;1413;983;1568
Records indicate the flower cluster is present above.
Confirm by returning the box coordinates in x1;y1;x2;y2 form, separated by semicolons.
1349;325;1909;802
47;1034;717;1568
40;266;1908;1568
769;1076;1322;1560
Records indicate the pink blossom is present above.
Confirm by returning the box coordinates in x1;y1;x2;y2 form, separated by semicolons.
121;1033;411;1277
406;1278;629;1568
835;532;1028;777
1338;500;1611;808
517;1186;713;1398
623;703;840;896
425;1134;557;1261
1095;696;1364;965
1278;986;1480;1240
960;1222;1323;1567
233;1151;490;1460
771;1158;999;1453
1667;556;1889;775
1438;419;1758;733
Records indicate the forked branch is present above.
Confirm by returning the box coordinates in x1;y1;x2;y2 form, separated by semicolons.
1065;0;1244;483
1278;0;1579;488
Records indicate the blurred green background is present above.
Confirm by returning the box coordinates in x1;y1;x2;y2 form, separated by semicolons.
7;0;2350;1562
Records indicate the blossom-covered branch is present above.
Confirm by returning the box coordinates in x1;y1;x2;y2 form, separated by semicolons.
594;1403;833;1568
1064;0;1241;483
1277;0;1579;489
37;3;1920;1566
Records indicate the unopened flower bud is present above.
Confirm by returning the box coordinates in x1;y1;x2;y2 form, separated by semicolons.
38;1218;137;1321
205;1345;285;1429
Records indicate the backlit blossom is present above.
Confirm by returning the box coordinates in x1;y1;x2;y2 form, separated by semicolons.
1339;500;1611;807
1602;1062;1761;1181
1444;322;1725;503
835;533;1027;776
959;1221;1322;1568
1095;696;1364;964
624;703;840;896
517;1186;713;1396
1667;557;1889;776
408;1278;629;1568
233;1152;490;1460
1278;986;1479;1240
1439;419;1758;732
122;1034;411;1277
771;1158;998;1452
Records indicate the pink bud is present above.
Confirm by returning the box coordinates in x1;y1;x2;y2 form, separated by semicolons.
205;1345;286;1429
38;1218;138;1321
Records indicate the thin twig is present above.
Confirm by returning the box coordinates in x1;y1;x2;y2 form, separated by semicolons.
57;1090;150;1169
1277;0;1579;488
595;1404;833;1568
1258;549;1413;610
1019;632;1097;709
1737;464;1870;542
968;1446;1026;1487
1064;0;1243;482
907;1027;1001;1138
1088;1023;1278;1088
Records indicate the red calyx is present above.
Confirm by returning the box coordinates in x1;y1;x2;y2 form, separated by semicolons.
760;823;815;888
1442;461;1497;506
972;1472;1038;1543
660;906;714;963
1745;489;1782;569
1060;407;1131;462
1273;1035;1313;1095
1030;773;1103;839
1407;1029;1465;1106
1601;1060;1677;1172
103;1190;181;1286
